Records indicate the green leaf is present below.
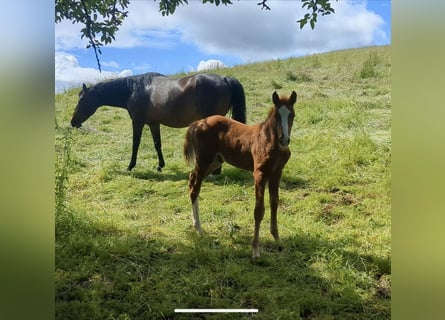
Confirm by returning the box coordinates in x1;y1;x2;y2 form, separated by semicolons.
297;18;307;30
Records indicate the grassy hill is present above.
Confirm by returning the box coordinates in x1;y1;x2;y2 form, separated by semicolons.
55;45;391;319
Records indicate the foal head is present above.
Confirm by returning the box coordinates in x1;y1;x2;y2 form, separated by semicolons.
71;83;99;128
272;91;297;147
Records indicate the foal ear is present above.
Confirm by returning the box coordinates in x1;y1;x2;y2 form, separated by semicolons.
289;91;297;105
272;91;280;107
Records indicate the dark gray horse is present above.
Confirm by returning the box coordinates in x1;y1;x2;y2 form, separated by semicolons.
71;72;246;171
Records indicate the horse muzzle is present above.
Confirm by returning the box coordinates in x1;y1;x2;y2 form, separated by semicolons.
71;119;82;128
279;136;290;147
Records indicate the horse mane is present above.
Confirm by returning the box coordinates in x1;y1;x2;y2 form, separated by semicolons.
89;72;166;106
127;72;165;93
93;72;165;92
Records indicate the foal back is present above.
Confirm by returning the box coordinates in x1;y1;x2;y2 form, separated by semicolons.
184;115;259;174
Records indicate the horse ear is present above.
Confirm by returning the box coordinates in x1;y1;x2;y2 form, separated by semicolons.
82;83;88;92
289;91;297;105
272;91;280;107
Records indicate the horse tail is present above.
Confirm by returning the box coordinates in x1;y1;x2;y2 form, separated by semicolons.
225;77;246;124
184;123;197;167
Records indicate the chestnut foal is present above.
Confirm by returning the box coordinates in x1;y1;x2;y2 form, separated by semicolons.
184;91;297;258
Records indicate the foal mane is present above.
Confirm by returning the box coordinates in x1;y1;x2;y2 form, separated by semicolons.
262;101;282;129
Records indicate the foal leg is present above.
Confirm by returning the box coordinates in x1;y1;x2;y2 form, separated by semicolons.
128;121;144;171
268;172;282;242
188;167;205;234
211;153;224;175
252;170;267;258
149;124;165;172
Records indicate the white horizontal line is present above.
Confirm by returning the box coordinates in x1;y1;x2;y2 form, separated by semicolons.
174;309;258;313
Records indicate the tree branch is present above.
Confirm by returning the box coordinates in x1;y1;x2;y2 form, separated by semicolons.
80;0;102;72
257;0;271;11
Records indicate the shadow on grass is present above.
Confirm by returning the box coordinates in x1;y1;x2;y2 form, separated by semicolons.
130;166;189;182
126;163;309;196
281;175;309;190
56;208;390;320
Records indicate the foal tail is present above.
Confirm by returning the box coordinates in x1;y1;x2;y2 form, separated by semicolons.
183;123;197;167
225;77;246;124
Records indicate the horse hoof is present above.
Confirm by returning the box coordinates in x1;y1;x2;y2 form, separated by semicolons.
157;166;162;172
252;249;261;260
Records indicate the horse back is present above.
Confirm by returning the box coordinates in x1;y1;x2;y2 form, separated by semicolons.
192;74;234;117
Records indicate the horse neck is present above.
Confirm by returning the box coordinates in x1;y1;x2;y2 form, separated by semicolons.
92;79;132;109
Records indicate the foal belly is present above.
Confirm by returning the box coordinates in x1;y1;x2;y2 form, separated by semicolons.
221;149;254;172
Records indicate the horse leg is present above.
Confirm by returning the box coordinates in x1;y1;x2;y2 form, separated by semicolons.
252;170;267;258
212;166;222;175
148;124;165;172
128;121;144;171
268;171;282;242
188;167;205;234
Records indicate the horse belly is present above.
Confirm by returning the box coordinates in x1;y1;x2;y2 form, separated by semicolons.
149;82;202;128
150;98;201;128
161;108;201;128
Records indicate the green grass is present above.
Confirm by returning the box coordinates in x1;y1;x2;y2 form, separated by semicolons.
55;46;391;319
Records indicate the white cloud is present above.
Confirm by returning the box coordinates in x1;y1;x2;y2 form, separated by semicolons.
55;20;87;51
102;61;120;69
55;1;386;60
55;53;132;93
197;59;226;72
133;63;153;73
105;3;182;49
171;0;385;61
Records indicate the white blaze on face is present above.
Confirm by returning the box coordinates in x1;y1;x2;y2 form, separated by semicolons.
278;106;291;146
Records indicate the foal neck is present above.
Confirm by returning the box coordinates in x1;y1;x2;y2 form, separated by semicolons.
260;108;281;144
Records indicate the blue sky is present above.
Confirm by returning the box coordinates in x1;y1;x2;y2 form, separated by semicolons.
55;0;391;92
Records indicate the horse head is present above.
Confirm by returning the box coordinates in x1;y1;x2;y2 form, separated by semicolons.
71;83;98;128
272;91;297;147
